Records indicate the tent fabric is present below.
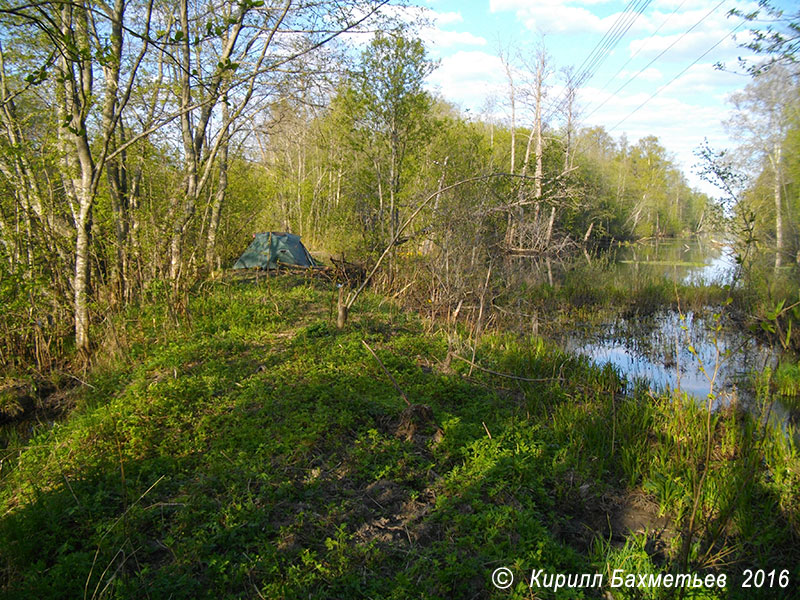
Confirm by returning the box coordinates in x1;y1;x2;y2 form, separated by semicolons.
233;232;317;269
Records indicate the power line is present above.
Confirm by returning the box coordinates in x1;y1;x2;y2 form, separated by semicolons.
572;0;650;89
545;0;653;122
605;18;746;135
582;0;727;122
595;0;690;94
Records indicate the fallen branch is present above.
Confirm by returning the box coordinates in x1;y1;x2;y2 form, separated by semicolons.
339;172;541;327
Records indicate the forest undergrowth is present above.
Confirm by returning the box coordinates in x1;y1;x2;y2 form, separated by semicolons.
1;274;798;599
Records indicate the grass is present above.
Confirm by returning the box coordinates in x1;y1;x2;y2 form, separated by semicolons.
0;275;798;599
772;362;800;410
489;256;735;337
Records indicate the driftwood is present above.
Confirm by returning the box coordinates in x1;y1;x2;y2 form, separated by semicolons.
227;264;332;283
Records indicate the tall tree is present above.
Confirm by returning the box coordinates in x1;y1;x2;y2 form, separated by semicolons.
725;64;798;267
0;0;393;355
520;45;551;236
0;0;155;356
498;44;517;175
349;30;436;251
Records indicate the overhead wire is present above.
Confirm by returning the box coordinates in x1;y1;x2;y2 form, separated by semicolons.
527;0;649;121
565;0;639;81
542;0;644;116
582;0;728;122
571;0;650;89
595;0;690;94
514;0;744;191
604;17;747;135
543;0;653;123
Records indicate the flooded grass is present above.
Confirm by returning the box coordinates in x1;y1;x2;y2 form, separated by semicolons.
492;239;793;409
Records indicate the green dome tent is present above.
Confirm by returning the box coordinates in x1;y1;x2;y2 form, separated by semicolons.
233;232;318;269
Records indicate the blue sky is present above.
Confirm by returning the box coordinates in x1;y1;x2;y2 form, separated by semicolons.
392;0;793;195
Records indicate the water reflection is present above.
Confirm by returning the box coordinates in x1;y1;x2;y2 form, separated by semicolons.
613;238;738;287
499;238;794;425
682;245;738;287
553;310;776;403
552;239;760;400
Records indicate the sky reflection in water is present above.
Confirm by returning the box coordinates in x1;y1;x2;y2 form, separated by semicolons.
555;240;777;407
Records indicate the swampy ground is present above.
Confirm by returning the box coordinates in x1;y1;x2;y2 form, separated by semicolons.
1;273;798;599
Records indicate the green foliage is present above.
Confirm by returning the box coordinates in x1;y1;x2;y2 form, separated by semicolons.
0;277;580;598
0;263;70;371
1;276;796;599
729;2;800;76
351;30;436;141
0;11;797;596
571;130;711;243
771;361;800;403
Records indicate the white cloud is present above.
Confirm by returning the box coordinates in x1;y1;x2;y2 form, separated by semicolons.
423;1;762;195
628;29;740;62
435;11;464;25
576;84;736;193
338;7;486;54
420;8;488;51
427;50;508;110
492;0;615;9
619;67;663;81
425;30;488;49
657;62;745;97
490;0;654;35
429;50;506;86
388;7;487;51
650;0;690;7
622;1;764;70
651;0;757;13
647;9;726;33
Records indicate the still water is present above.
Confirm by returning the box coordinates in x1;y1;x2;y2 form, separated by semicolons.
555;238;767;400
555;310;774;402
511;238;791;417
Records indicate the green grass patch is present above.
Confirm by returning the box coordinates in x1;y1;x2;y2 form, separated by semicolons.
1;275;798;599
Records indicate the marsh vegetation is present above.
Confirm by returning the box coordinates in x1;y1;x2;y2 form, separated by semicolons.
1;0;800;597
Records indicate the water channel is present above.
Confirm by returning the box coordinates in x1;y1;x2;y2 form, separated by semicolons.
505;237;797;428
556;239;762;398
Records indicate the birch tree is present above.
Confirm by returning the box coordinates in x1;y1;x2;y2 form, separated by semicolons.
726;64;798;268
349;30;436;252
0;0;392;356
0;0;155;356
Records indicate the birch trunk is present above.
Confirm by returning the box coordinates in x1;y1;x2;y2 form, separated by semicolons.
73;183;93;355
533;52;544;204
169;0;196;281
501;50;516;174
206;101;229;270
103;0;127;303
